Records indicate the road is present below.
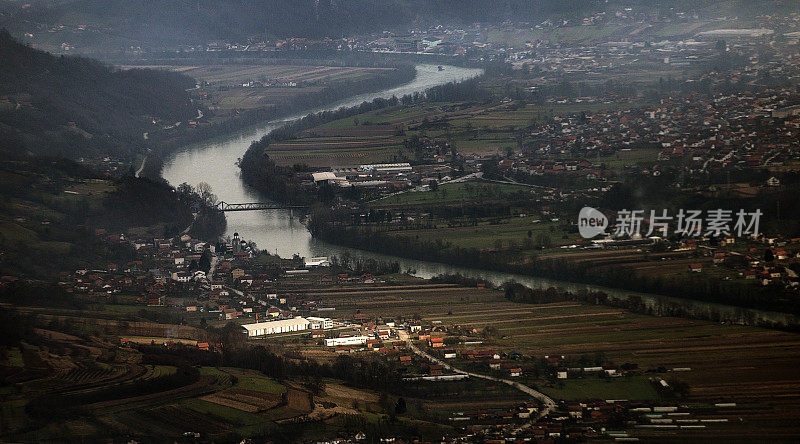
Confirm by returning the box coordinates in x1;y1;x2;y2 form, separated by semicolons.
395;329;556;423
207;254;218;281
134;155;147;178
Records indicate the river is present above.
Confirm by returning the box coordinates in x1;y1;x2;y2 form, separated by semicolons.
162;64;798;327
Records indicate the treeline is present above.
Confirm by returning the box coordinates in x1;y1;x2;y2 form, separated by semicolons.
174;182;228;242
310;223;800;316
98;177;193;234
329;254;402;276
502;282;800;331
0;30;196;160
429;273;492;288
131;343;404;394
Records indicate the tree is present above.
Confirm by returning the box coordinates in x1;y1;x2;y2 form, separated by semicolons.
196;182;217;207
379;392;392;413
395;397;407;415
199;249;212;273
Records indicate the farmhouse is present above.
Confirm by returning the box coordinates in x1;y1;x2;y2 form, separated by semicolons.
241;317;310;337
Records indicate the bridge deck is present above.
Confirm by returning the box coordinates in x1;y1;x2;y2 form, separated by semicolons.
215;201;306;212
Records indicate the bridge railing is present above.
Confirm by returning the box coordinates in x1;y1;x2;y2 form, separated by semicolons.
215;201;307;212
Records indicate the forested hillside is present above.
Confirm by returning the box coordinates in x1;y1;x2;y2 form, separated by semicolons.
0;30;196;159
0;155;226;277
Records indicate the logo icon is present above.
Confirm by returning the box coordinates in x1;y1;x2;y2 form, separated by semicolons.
578;207;608;238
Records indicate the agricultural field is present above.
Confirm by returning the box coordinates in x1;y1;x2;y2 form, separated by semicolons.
153;64;396;116
363;180;577;251
180;65;392;87
4;273;800;440
373;181;536;208
540;374;659;401
0;323;312;441
264;100;625;167
484;11;757;49
289;281;800;439
380;215;572;251
595;146;662;169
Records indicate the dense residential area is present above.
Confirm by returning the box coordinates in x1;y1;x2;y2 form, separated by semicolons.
3;1;800;442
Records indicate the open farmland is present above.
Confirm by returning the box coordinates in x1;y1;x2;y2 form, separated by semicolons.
178;65;391;86
292;281;800;439
0;331;317;441
161;64;396;115
373;181;537;208
264;100;625;167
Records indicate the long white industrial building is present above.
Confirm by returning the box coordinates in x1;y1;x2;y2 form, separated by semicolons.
325;335;372;347
242;318;310;337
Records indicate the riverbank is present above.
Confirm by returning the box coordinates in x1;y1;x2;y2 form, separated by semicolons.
143;64;417;179
309;223;800;323
236;75;488;204
160;64;483;254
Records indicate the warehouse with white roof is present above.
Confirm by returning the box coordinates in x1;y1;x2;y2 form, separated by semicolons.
241;318;310;337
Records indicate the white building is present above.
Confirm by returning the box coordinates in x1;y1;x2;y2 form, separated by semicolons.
311;172;349;186
304;257;331;268
307;317;333;330
171;271;191;282
241;318;310;337
325;335;372;347
359;162;412;173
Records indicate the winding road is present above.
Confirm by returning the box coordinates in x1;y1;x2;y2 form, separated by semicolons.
395;329;556;424
134;155;147;178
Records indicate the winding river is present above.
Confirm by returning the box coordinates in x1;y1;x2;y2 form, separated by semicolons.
162;64;798;327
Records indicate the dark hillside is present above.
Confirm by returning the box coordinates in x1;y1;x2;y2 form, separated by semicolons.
0;30;196;159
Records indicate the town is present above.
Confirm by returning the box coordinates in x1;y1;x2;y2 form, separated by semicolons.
9;224;780;442
3;1;800;442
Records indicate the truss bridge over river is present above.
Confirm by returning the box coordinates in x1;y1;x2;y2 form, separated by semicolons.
215;201;307;212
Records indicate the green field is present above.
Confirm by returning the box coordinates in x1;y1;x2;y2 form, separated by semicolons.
366;179;577;251
264;100;633;166
220;367;287;394
181;398;273;435
541;375;660;401
374;181;534;207
389;218;572;250
596;146;662;169
2;347;24;367
143;365;177;379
